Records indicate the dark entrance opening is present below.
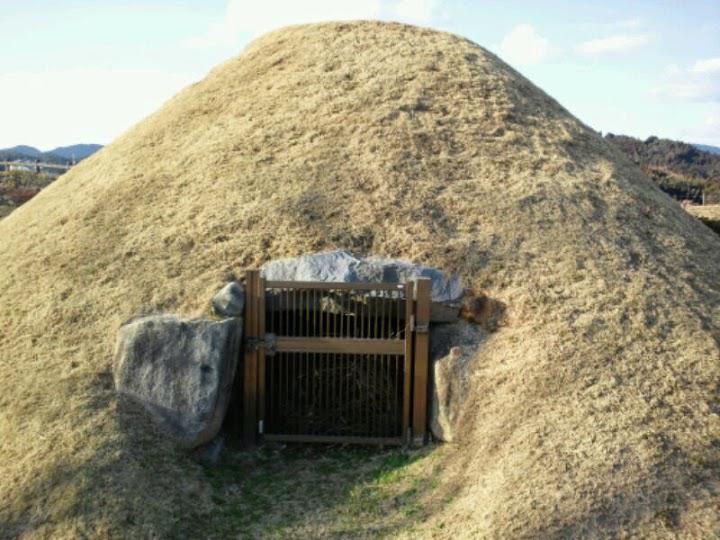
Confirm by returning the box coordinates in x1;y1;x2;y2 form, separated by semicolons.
235;272;431;446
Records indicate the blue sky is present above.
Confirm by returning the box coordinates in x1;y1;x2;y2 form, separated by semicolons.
1;0;719;149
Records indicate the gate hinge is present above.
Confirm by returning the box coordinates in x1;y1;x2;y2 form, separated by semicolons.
245;333;276;355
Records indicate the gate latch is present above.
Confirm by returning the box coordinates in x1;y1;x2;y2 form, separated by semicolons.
245;333;277;355
414;323;429;334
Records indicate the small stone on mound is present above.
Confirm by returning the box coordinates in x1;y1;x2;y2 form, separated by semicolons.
212;281;245;317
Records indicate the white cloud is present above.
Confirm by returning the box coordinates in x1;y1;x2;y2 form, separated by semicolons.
653;59;720;103
703;108;720;138
654;81;718;102
497;24;556;67
187;0;383;48
665;63;682;77
0;68;198;149
613;18;644;29
690;57;720;74
394;0;440;23
679;106;720;146
577;33;650;55
186;0;450;49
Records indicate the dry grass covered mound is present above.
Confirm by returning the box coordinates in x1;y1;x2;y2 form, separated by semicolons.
1;21;719;538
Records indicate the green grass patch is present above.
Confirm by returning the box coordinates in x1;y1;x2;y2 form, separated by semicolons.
195;443;440;539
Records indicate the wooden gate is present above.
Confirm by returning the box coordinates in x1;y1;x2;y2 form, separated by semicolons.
242;270;431;446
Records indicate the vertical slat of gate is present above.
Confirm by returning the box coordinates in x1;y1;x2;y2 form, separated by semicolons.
402;282;413;443
243;270;259;446
412;278;431;446
257;275;266;440
267;289;274;434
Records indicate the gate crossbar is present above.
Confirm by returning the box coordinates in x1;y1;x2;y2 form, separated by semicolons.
274;337;404;355
266;280;404;291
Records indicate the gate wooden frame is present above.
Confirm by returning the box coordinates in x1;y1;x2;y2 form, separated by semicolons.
242;270;431;446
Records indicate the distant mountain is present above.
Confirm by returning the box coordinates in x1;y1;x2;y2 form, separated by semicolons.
694;144;720;155
606;134;720;204
5;145;43;158
49;144;103;161
0;143;103;164
0;145;44;162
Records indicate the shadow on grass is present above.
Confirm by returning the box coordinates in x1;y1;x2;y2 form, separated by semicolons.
0;366;449;539
0;369;213;539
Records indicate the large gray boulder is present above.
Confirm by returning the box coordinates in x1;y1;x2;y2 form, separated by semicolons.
113;315;242;448
261;250;463;320
212;281;245;317
429;320;486;442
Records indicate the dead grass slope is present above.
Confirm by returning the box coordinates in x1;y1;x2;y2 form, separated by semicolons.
1;21;719;538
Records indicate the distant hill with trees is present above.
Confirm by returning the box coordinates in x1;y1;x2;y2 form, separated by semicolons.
0;143;102;164
694;144;720;155
0;170;55;219
605;134;720;204
47;144;103;161
0;143;103;219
